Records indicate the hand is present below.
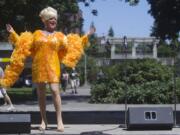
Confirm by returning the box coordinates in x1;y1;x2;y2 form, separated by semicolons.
6;24;14;33
87;26;96;36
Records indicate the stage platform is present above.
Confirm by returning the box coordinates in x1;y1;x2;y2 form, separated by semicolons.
1;101;180;125
1;85;180;134
30;124;180;135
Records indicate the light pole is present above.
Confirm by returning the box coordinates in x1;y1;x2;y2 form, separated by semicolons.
172;40;177;127
123;36;128;128
84;53;88;86
173;57;177;127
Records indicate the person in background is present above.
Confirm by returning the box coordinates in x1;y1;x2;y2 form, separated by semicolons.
0;66;15;111
61;70;69;92
3;6;95;132
70;68;79;94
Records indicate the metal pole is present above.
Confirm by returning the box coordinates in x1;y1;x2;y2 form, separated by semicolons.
124;36;128;128
172;39;179;128
173;55;177;127
84;53;88;86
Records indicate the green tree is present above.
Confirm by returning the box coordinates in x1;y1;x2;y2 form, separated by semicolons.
0;0;82;41
147;0;180;40
86;22;99;57
108;26;114;37
157;41;175;57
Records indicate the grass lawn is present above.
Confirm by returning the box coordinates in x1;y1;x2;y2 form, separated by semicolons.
8;87;33;95
6;87;34;102
6;87;52;102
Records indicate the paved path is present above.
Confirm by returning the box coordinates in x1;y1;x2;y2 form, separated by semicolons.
61;84;91;96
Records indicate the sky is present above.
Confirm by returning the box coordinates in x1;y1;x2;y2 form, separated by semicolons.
78;0;154;38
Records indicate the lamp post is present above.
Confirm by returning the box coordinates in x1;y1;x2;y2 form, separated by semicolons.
123;36;128;128
173;57;177;127
172;40;177;127
84;53;88;86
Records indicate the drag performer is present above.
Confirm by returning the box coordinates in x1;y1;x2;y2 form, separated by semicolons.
0;7;95;132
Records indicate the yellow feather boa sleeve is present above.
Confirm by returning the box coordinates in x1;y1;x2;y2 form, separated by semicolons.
62;34;89;68
0;32;33;88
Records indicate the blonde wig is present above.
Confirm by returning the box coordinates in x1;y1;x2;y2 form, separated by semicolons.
39;6;58;21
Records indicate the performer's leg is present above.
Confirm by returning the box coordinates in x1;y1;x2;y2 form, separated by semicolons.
50;83;64;132
36;83;47;130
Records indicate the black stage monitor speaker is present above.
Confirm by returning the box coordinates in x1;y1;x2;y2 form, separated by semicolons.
127;107;173;130
0;114;31;134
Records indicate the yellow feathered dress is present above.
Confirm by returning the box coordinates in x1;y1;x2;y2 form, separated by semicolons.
0;30;88;88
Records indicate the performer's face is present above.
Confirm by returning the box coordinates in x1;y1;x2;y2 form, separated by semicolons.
44;17;57;32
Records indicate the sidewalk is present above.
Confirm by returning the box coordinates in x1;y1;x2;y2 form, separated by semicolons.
61;84;91;96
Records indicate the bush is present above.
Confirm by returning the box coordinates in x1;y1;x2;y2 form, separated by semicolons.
90;59;179;104
127;81;173;104
90;79;125;103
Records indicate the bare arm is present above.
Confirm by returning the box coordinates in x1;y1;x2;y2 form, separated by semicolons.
6;24;19;45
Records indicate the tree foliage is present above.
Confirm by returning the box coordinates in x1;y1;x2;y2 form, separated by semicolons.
0;0;82;41
108;26;114;37
147;0;180;40
157;42;175;57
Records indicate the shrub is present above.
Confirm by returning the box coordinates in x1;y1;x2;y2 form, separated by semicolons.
90;59;178;104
